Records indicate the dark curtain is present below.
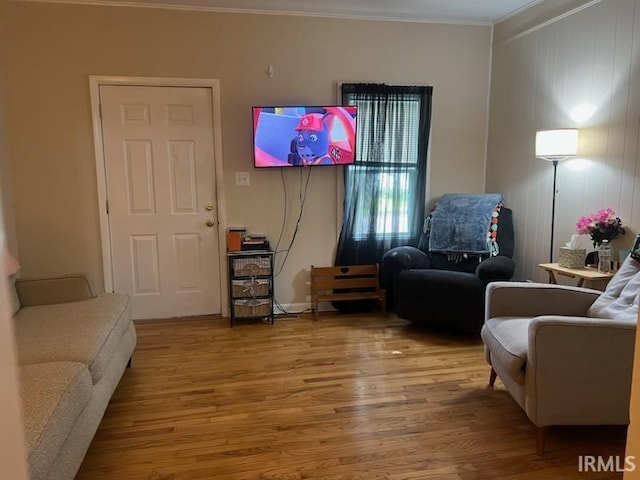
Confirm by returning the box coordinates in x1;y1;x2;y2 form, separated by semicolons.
335;83;432;266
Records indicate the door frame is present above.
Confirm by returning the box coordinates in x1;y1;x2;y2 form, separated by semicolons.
88;76;228;315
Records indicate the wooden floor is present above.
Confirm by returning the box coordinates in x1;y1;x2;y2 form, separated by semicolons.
76;314;626;480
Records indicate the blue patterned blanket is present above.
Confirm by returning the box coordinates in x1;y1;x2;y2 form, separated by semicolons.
428;193;504;256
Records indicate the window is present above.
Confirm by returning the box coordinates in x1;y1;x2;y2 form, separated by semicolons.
336;84;432;266
347;96;421;238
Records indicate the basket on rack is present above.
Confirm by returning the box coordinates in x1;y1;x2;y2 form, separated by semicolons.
232;257;271;276
231;278;270;297
233;299;271;317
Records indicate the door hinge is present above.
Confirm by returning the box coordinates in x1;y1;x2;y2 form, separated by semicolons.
106;199;109;214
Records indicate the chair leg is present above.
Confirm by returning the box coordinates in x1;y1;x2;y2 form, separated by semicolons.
488;367;497;386
536;426;546;456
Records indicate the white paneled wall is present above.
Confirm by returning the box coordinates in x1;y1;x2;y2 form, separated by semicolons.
487;0;640;282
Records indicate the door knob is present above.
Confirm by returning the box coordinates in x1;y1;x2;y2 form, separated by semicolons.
204;203;214;211
205;219;216;227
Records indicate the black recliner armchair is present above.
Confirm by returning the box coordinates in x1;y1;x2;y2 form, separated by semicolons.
381;200;515;334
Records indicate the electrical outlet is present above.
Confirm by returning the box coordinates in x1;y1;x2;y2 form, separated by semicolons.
235;171;250;186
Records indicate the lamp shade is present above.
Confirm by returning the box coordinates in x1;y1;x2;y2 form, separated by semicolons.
535;129;579;159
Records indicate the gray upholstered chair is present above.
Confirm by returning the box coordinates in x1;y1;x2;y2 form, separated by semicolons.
481;255;639;454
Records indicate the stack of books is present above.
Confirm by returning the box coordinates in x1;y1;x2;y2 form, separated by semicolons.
242;233;270;251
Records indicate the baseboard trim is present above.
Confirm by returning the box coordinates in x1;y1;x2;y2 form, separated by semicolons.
274;301;337;316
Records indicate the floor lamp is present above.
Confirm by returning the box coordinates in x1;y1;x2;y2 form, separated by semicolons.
535;129;579;263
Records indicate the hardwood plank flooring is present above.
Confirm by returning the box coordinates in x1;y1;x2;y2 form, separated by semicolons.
76;314;626;479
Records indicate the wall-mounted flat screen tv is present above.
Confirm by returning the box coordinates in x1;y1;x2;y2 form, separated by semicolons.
252;106;358;167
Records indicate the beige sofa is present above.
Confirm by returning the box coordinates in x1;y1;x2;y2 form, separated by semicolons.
10;274;136;480
481;256;639;454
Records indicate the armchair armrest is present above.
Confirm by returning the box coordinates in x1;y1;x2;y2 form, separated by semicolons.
16;274;96;307
475;256;515;284
381;246;431;289
381;246;431;311
526;315;635;426
486;282;601;319
382;246;430;270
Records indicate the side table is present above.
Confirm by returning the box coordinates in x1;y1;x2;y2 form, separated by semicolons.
538;263;614;291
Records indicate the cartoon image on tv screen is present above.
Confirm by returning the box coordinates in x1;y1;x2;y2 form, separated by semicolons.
253;106;357;167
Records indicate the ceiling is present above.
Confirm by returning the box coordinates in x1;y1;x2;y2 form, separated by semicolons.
34;0;541;24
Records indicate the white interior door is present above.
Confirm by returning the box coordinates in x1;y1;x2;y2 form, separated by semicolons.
99;85;221;319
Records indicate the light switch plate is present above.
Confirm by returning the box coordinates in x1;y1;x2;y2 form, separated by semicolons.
235;171;250;186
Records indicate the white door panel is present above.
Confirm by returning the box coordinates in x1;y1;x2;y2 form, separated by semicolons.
100;85;221;319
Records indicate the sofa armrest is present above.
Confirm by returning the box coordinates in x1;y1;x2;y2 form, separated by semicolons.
525;315;635;426
486;282;600;319
475;256;515;284
15;274;96;307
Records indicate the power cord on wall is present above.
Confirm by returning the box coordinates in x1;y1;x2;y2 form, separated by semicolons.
273;168;288;257
272;167;313;316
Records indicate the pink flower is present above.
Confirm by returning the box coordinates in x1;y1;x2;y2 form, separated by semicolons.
576;216;592;234
594;208;615;223
576;209;626;246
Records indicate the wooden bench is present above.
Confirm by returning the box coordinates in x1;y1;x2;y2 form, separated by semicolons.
310;264;386;320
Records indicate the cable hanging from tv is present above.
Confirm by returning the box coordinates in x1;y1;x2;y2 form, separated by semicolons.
272;167;313;316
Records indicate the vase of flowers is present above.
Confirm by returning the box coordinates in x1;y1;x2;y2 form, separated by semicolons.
576;208;626;247
576;208;625;269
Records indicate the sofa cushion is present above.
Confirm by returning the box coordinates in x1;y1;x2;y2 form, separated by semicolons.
9;274;20;315
587;256;640;321
4;250;21;314
14;293;131;384
15;274;95;307
20;361;92;480
481;317;532;385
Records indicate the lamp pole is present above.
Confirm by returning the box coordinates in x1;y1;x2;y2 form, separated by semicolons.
550;159;558;263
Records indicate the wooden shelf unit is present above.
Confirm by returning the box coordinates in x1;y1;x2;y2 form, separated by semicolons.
227;250;274;327
310;264;386;320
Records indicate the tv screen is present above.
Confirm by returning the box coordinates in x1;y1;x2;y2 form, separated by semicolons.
253;106;357;167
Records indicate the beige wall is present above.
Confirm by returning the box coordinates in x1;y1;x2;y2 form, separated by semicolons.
0;1;491;308
487;0;640;282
